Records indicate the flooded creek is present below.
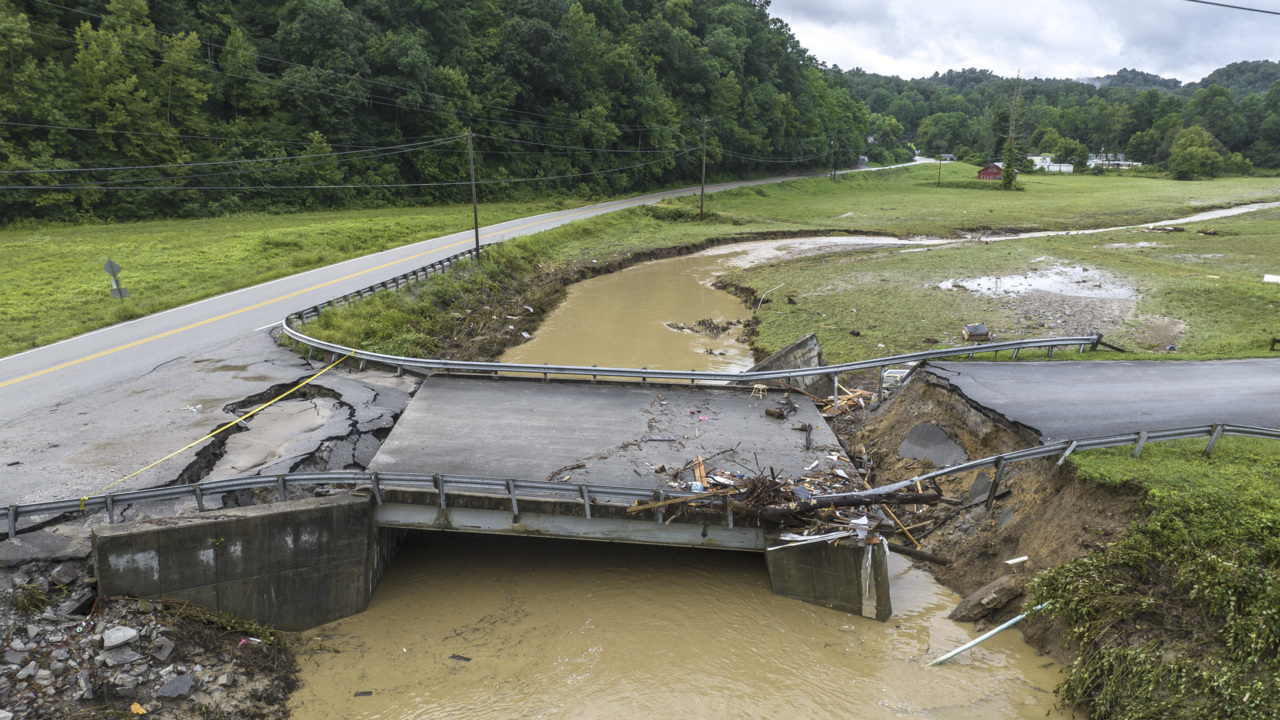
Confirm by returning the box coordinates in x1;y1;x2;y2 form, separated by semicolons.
290;535;1067;719
290;237;1070;718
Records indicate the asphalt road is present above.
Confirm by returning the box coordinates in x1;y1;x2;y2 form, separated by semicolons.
0;162;925;506
929;359;1280;440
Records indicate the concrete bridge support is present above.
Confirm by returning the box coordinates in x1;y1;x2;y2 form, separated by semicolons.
764;533;891;620
93;494;402;632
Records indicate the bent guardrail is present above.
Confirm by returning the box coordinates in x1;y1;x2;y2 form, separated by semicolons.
812;423;1280;508
7;423;1276;540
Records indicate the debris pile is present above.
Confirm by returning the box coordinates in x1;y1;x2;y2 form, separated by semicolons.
0;560;296;719
633;445;958;561
664;318;744;339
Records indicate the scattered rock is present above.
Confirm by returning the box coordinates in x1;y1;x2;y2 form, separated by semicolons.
49;564;79;586
148;637;175;663
156;674;196;699
102;626;139;650
102;647;143;666
16;662;37;680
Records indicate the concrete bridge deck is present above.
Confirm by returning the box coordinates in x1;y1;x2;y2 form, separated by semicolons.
371;376;847;490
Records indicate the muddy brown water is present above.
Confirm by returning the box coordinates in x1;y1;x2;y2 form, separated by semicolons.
290;240;1069;719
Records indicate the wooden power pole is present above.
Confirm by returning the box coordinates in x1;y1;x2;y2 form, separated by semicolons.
830;139;836;180
467;128;480;256
699;119;707;221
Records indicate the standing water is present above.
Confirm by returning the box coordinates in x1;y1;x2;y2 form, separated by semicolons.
288;240;1070;719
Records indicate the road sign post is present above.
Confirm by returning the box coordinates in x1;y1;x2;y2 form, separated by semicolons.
103;258;129;302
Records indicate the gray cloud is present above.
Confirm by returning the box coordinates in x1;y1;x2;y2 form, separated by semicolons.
767;0;1280;82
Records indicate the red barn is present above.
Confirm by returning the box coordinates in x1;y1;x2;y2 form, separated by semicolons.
978;164;1003;180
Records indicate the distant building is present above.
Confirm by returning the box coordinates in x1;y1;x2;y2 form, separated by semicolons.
978;164;1006;180
1087;153;1142;169
940;153;957;161
1028;155;1074;173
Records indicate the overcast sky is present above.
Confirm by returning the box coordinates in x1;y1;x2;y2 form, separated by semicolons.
767;0;1280;83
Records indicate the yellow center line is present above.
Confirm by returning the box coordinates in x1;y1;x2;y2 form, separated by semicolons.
0;196;661;391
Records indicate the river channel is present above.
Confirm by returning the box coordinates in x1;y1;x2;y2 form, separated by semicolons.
289;239;1070;719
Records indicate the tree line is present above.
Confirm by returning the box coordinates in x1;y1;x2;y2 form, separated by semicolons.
0;0;868;222
846;62;1280;179
2;0;1276;223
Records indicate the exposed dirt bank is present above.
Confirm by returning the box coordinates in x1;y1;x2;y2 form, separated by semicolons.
851;372;1140;667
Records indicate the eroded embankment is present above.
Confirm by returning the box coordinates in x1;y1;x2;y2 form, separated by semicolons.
853;372;1139;665
298;221;880;364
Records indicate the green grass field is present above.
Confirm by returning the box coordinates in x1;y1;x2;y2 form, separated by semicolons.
1031;440;1280;719
6;162;1279;359
0;199;583;356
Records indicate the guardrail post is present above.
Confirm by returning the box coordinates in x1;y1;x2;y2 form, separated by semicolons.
1077;343;1086;353
580;485;591;519
7;506;16;539
967;343;977;359
277;475;288;501
653;490;664;524
1203;424;1224;457
1011;348;1020;360
726;501;734;529
359;359;367;371
106;496;115;523
831;373;840;411
435;474;446;509
307;346;315;360
396;365;404;377
1133;431;1149;458
1047;345;1055;359
642;367;648;386
876;368;884;398
1055;440;1078;467
985;458;1006;511
369;472;383;505
542;364;549;383
193;485;205;512
507;479;520;523
591;365;598;383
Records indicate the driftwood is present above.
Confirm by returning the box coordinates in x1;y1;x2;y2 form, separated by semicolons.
545;462;585;483
760;492;945;522
886;542;952;566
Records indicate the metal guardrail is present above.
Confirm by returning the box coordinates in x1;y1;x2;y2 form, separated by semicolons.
9;423;1277;539
815;423;1280;505
279;243;1118;386
6;471;716;539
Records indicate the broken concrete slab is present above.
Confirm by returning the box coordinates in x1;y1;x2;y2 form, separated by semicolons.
949;575;1023;622
0;529;92;567
899;423;968;469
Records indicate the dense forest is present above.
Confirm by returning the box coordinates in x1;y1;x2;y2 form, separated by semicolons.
0;0;1277;223
848;59;1280;178
0;0;868;221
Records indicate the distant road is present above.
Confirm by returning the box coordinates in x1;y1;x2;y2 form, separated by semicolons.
0;160;927;420
928;360;1280;440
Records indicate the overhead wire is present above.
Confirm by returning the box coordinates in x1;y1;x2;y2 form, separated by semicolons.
0;120;390;150
1177;0;1280;16
29;137;464;188
0;135;463;175
0;149;693;191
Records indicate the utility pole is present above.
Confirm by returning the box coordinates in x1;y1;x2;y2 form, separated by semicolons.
699;119;708;221
467;128;480;256
829;139;836;180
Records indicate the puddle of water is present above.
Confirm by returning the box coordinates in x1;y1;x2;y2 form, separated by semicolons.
940;263;1136;299
289;534;1068;720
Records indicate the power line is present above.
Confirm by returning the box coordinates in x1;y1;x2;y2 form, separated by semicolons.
34;137;463;188
720;149;831;163
475;134;685;153
0;150;691;191
1178;0;1280;16
0;136;461;175
0;120;389;150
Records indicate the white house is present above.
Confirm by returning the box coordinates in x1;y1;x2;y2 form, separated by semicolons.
1028;155;1074;173
1087;153;1141;169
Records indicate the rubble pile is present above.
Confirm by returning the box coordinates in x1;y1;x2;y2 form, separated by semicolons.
0;560;295;719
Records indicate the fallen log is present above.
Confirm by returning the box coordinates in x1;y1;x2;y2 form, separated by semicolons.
886;542;952;566
760;492;945;522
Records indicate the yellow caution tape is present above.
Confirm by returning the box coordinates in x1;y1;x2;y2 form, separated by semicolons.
81;352;353;503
